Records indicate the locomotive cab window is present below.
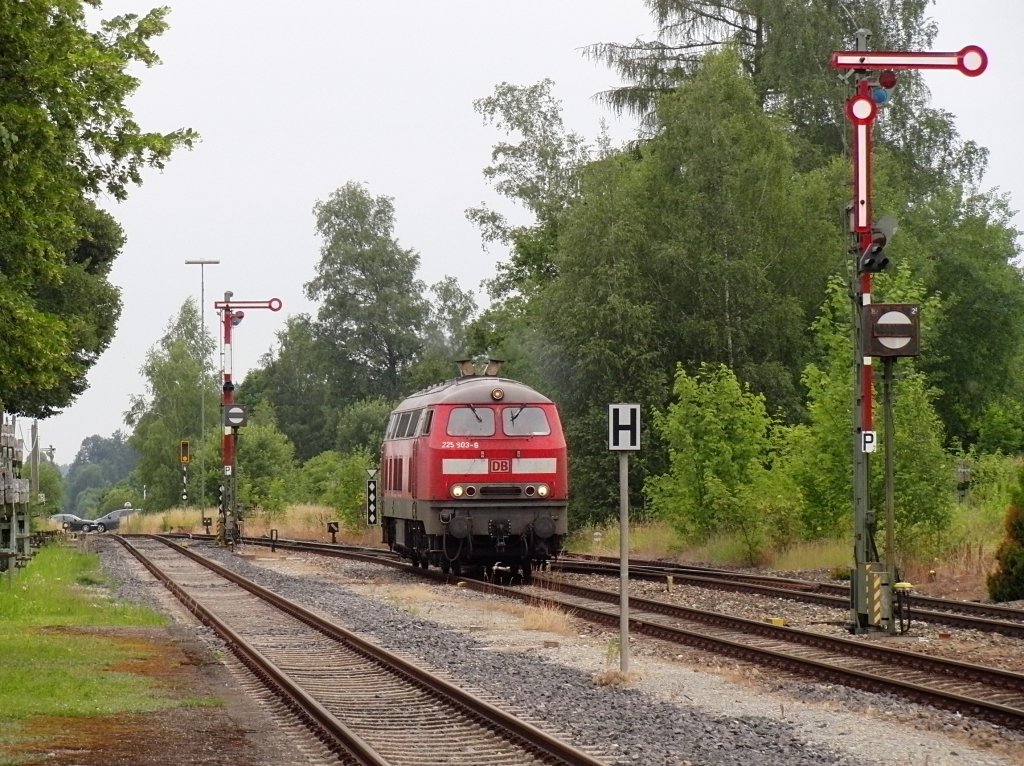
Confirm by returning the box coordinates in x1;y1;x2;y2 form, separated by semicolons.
502;406;551;436
401;409;421;438
420;409;433;435
386;414;401;440
447;406;495;436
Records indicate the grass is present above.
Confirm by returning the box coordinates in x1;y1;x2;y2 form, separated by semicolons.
110;503;381;546
0;545;209;761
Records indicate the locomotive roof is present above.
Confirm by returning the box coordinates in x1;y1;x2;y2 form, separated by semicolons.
394;376;553;409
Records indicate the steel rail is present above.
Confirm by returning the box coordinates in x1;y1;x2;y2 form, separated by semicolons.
117;535;607;766
552;557;1024;637
116;535;386;765
478;576;1024;730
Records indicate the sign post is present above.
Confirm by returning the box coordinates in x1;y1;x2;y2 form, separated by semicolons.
831;35;984;633
608;403;640;673
366;468;379;526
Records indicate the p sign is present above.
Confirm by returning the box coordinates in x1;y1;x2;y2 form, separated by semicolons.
862;430;878;453
609;404;641;451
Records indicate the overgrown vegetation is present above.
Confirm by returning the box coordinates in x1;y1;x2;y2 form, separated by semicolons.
987;467;1024;601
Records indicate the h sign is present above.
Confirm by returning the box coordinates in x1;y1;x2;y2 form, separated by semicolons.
608;404;641;451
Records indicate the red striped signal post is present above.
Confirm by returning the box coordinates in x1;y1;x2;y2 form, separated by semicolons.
831;35;986;634
212;293;282;545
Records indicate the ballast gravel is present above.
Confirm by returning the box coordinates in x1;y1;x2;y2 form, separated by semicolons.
98;539;1023;766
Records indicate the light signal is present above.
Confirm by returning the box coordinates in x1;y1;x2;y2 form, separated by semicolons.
179;440;192;464
858;216;898;274
869;69;898;105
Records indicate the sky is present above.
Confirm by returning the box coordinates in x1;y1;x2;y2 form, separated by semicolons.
33;0;1024;466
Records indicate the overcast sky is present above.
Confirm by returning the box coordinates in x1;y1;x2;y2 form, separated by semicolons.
34;0;1024;466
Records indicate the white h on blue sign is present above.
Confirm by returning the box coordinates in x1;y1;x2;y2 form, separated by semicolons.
609;404;641;451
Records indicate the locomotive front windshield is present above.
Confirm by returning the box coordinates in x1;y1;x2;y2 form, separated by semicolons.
447;406;496;436
502;406;551;436
446;405;552;437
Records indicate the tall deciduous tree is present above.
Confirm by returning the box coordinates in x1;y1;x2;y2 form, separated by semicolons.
467;79;591;300
536;50;836;519
404;277;479;392
236;404;295;516
65;430;138;514
0;2;195;416
584;1;985;185
239;315;337;462
124;301;217;510
306;182;428;402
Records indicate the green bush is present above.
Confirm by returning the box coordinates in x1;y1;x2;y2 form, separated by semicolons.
987;471;1024;601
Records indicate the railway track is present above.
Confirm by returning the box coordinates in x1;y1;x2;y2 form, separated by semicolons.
550;555;1024;638
181;534;1024;729
190;534;1024;638
493;574;1024;730
114;535;608;766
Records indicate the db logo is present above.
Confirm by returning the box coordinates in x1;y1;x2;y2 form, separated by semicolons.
490;459;511;473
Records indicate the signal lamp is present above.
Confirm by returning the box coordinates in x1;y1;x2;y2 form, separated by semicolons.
537;484;550;498
451;485;464;498
858;215;897;274
870;70;898;105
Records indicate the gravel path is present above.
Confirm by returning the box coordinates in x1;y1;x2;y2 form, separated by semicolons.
99;539;1024;766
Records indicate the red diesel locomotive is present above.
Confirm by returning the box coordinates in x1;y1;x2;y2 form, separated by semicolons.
380;360;568;580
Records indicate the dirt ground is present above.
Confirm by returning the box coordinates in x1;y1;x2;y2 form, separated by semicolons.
3;625;305;766
902;564;994;602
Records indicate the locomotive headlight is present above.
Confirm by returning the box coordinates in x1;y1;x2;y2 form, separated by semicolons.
451;485;465;498
537;483;550;497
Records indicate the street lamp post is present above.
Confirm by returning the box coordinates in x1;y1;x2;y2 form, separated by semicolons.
185;259;220;513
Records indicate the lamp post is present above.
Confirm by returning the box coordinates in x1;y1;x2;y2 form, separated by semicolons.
184;259;220;513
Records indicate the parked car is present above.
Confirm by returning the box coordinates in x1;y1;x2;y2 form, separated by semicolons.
57;515;95;532
91;507;141;533
48;513;81;525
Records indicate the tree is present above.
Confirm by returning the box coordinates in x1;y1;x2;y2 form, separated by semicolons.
403;277;479;392
238;315;337;461
911;190;1024;447
467;79;591;299
647;363;775;561
584;1;985;185
236;405;295;517
293;448;376;530
534;50;837;520
335;398;393;457
31;461;65;518
0;2;195;416
124;301;216;510
784;274;952;545
306;182;429;402
65;431;138;514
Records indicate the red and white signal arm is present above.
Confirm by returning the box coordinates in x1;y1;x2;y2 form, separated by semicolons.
609;404;641;451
